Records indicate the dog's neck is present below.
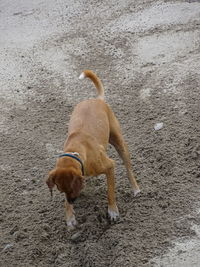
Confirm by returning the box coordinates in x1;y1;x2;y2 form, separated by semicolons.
58;152;84;176
56;156;83;176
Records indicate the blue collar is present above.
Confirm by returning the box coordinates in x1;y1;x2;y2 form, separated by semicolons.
58;153;84;176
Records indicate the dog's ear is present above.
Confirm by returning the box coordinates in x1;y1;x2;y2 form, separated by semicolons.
46;169;56;190
71;175;83;195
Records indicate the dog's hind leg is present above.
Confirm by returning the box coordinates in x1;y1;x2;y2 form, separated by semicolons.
109;114;140;196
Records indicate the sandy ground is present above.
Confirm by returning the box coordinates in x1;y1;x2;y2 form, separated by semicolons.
0;0;200;266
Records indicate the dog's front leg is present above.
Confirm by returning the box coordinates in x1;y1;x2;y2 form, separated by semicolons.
64;200;77;230
106;163;119;221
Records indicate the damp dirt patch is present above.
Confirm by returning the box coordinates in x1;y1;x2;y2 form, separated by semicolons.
0;0;200;266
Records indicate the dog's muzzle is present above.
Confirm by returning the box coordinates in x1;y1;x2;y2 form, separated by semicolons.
68;197;77;204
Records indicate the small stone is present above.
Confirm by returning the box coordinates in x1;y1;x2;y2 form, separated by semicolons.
191;151;198;159
154;122;164;131
3;244;13;251
71;231;81;242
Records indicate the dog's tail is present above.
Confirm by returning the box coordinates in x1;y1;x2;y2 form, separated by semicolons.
79;70;104;100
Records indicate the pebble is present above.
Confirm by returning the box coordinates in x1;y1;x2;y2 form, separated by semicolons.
3;244;13;251
154;122;164;131
71;231;82;242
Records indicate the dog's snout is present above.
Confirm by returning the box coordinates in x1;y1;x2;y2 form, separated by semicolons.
68;197;77;204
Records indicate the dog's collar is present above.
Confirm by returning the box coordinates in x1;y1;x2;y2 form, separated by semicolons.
58;152;84;176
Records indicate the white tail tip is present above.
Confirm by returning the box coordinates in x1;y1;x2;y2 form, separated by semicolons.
79;72;85;80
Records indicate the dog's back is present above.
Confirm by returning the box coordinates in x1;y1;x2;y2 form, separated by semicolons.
68;99;110;146
67;70;112;148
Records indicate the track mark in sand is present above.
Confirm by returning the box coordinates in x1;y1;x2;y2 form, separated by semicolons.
151;207;200;267
108;2;200;33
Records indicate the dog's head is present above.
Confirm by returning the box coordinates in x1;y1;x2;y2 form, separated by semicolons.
46;167;84;203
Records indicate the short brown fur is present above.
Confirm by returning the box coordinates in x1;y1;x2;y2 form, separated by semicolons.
46;70;140;229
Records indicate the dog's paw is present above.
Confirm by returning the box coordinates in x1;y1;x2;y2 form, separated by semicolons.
108;206;119;221
67;216;77;231
133;188;141;197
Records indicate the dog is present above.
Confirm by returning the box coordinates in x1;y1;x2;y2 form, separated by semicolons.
46;70;140;230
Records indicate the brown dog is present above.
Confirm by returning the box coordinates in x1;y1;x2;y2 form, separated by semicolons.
46;70;140;229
